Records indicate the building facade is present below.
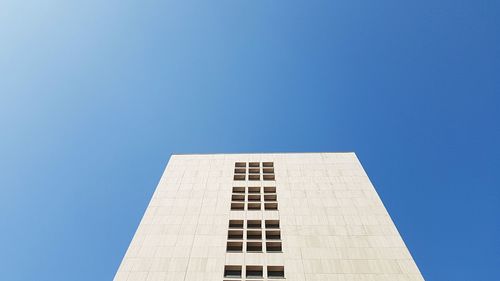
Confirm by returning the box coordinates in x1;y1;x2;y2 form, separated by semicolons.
114;152;424;281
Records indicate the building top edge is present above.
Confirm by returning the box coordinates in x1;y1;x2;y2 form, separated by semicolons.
171;151;356;156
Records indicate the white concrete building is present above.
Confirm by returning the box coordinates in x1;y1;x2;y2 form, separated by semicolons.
114;152;424;281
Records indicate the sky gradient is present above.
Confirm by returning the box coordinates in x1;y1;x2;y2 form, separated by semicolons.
0;1;499;280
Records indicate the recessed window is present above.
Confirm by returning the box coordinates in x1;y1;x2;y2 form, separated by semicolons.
265;220;279;229
267;266;284;278
263;174;275;181
224;265;242;278
248;194;261;202
226;241;243;252
246;242;262;252
246;265;263;279
264;186;276;193
249;175;260;181
231;202;244;210
249;162;260;167
263;168;274;174
264;202;278;210
232;186;245;193
247;220;261;229
228;230;243;240
234;175;246;181
264;194;277;202
248;203;261;210
247;230;262;240
235;162;246;167
248;186;260;193
229;220;243;229
266;242;282;252
266;230;281;240
248;168;260;174
234;168;246;174
263;162;274;167
232;194;245;202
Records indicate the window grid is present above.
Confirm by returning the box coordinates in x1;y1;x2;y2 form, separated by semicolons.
230;186;279;211
225;162;284;280
231;162;276;182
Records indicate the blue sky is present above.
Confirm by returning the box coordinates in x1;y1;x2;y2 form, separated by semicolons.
0;1;499;280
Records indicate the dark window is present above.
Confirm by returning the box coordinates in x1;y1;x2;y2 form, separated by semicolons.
265;220;279;229
234;175;246;181
246;266;263;278
267;266;284;278
263;168;274;174
229;220;243;229
246;242;262;252
263;174;275;181
264;186;276;193
248;186;260;193
224;265;242;278
231;203;244;210
228;230;243;240
266;230;281;240
248;203;261;210
232;186;245;193
226;242;243;252
264;202;278;210
247;230;262;240
247;220;262;229
249;175;260;181
248;194;261;202
266;242;282;252
264;194;277;202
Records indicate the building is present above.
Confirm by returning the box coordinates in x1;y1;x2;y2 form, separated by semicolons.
114;152;424;281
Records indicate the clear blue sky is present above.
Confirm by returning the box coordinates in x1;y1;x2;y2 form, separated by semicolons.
0;1;499;280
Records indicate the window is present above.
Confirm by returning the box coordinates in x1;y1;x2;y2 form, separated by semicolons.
228;230;243;240
234;168;246;174
234;174;245;181
249;175;260;181
247;230;262;240
232;186;245;193
247;220;261;229
267;266;284;278
246;266;263;279
232;194;245;201
249;162;260;167
227;242;243;252
248;168;260;174
263;168;274;174
235;162;246;167
266;242;282;252
263;162;274;167
247;202;261;210
231;202;244;210
224;265;242;278
246;242;262;252
229;220;243;229
264;186;276;193
264;194;277;202
265;220;280;229
266;230;281;240
263;174;275;181
264;202;278;210
248;194;261;202
248;186;260;193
